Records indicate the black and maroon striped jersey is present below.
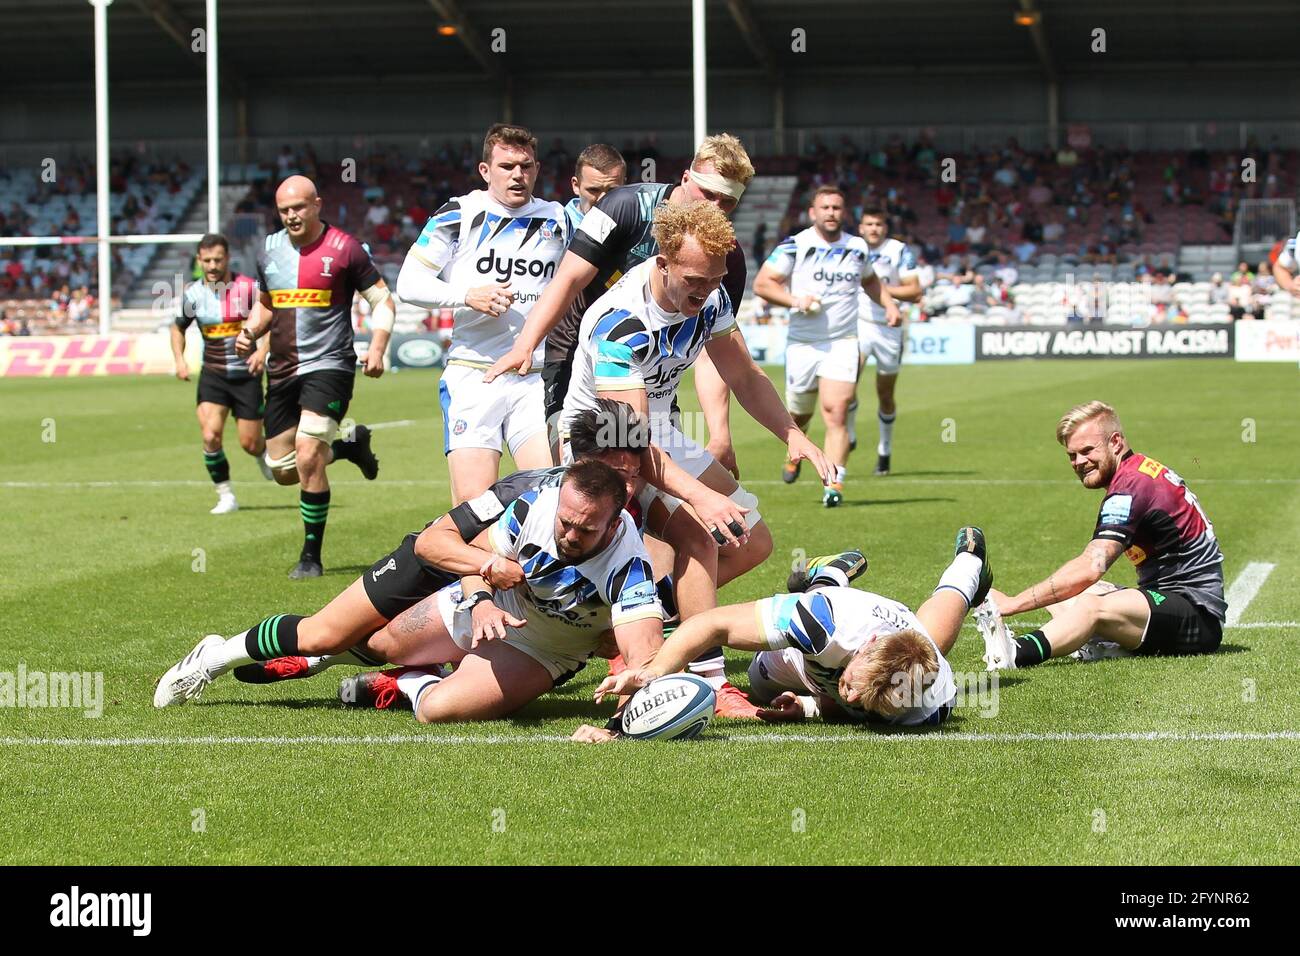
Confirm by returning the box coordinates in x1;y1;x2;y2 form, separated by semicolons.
174;273;258;378
1092;451;1226;621
256;223;380;384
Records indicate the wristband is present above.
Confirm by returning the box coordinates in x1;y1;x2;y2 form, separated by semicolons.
796;695;820;720
459;590;493;612
604;715;623;736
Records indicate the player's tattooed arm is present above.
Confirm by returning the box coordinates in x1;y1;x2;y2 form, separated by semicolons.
414;517;501;578
997;539;1124;616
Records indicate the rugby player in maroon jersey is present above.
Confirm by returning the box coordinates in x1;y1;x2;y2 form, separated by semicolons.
980;401;1226;669
170;233;271;515
237;175;396;579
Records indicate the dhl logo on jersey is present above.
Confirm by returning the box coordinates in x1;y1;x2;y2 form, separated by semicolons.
270;289;332;308
200;321;243;339
1137;457;1165;480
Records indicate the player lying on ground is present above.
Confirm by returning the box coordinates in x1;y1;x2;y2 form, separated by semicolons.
156;459;664;723
978;400;1226;670
229;400;677;682
170;232;272;514
574;527;996;741
153;402;742;708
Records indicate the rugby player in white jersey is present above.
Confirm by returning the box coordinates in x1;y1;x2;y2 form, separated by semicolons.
851;207;923;475
155;459;664;728
753;185;899;506
561;202;833;696
396;124;568;505
577;527;995;740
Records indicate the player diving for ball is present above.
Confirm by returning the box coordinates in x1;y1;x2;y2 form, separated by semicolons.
572;528;995;741
977;401;1226;670
156;457;664;725
153;403;751;727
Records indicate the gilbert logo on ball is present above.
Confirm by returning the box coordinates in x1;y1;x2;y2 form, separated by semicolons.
621;674;715;740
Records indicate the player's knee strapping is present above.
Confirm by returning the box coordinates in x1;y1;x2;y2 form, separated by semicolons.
297;410;339;446
786;388;818;417
264;448;298;479
731;485;762;529
243;614;306;661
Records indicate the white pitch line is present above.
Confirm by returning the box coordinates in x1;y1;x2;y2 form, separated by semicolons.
366;419;417;430
1224;562;1278;627
5;477;1298;490
2;730;1298;748
1227;621;1296;629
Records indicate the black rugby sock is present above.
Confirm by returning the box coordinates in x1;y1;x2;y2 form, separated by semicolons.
300;489;330;562
204;449;230;484
1014;630;1052;667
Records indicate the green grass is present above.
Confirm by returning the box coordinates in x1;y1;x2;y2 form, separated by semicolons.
1;359;1298;864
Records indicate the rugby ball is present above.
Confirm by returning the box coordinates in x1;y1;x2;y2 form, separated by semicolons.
620;674;715;740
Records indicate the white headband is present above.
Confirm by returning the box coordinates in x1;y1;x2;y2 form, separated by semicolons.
688;167;746;201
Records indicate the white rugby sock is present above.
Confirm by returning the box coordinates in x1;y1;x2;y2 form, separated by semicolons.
934;552;983;608
396;668;443;710
877;412;896;456
687;660;727;691
203;634;253;678
215;481;234;498
834;464;847;484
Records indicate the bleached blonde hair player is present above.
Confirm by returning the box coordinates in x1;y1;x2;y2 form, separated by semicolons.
573;527;996;742
979;401;1227;670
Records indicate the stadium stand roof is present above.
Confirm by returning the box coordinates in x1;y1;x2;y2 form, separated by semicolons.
4;0;1294;88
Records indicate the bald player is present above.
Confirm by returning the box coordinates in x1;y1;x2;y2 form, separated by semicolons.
237;175;395;579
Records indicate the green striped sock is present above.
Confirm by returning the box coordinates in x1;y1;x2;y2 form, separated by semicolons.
242;614;304;661
1014;630;1051;667
299;489;330;562
203;448;230;484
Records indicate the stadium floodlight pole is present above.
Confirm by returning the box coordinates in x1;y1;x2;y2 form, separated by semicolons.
91;0;114;334
692;0;706;149
206;0;219;234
